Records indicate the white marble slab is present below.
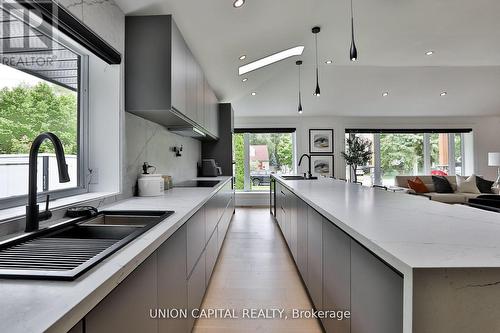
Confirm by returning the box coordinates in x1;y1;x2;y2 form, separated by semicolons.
276;176;500;272
0;177;231;333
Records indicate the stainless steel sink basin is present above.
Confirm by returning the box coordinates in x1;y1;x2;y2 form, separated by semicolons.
48;225;142;240
81;211;164;227
0;210;174;280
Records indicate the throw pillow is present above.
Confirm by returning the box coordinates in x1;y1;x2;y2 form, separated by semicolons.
476;176;495;194
432;176;454;193
456;175;481;194
407;177;429;193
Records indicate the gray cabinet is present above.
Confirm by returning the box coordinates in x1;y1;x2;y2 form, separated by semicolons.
187;207;206;277
205;194;219;242
350;241;403;333
185;48;198;123
187;251;206;331
323;221;351;333
170;19;186;115
195;62;205;126
205;227;218;286
307;206;323;310
85;254;158;333
125;15;219;140
157;225;188;333
289;193;298;260
218;198;233;251
296;198;308;278
67;321;84;333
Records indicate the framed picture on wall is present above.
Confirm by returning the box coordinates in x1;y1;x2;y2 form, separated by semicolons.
311;155;334;178
309;129;334;154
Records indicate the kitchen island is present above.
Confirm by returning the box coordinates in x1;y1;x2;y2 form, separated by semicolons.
0;177;234;333
273;175;500;333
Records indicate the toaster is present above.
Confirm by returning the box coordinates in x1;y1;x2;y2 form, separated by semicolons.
201;159;222;177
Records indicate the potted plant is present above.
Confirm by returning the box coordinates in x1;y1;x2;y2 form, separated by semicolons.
341;136;372;183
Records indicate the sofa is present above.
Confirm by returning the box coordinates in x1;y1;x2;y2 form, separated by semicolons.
393;175;499;204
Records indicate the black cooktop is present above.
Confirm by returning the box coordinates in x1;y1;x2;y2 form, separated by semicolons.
174;180;220;188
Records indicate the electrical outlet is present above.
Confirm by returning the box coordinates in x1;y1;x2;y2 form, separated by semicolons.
89;168;99;184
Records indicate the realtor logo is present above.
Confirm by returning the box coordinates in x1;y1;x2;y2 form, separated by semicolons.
0;0;58;66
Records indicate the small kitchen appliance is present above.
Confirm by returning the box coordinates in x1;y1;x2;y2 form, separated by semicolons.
201;159;222;177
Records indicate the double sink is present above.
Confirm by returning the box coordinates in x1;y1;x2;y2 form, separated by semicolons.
0;210;173;280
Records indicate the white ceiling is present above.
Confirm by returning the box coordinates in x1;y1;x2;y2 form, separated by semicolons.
114;0;500;117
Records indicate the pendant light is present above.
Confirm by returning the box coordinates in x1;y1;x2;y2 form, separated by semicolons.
296;60;303;114
350;0;358;61
312;26;321;96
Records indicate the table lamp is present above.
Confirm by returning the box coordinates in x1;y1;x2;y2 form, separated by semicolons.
488;152;500;186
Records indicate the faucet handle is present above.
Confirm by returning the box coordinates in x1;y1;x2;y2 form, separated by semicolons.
38;194;52;222
45;194;50;212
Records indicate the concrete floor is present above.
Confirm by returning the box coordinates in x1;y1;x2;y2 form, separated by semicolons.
193;207;323;333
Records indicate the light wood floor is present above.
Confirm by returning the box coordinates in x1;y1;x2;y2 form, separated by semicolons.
193;207;323;333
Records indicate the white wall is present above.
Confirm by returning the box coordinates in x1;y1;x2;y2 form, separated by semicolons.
235;115;500;180
123;113;201;197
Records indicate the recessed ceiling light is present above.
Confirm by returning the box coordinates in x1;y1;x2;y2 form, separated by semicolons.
233;0;245;8
426;51;434;56
238;46;305;75
382;92;389;97
239;55;246;60
325;60;333;64
440;91;447;96
242;78;248;82
251;92;257;96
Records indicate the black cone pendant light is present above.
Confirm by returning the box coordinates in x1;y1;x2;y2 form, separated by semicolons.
350;0;358;61
312;26;321;96
296;60;303;114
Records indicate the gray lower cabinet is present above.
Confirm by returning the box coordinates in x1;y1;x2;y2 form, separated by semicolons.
187;251;206;331
307;206;323;310
85;254;158;333
157;225;188;333
283;188;291;245
67;321;83;333
350;241;403;333
218;198;233;251
289;193;298;261
205;226;218;286
322;220;351;333
296;198;308;278
205;194;219;241
187;207;206;276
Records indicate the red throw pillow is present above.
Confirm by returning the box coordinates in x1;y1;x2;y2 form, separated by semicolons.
407;177;429;193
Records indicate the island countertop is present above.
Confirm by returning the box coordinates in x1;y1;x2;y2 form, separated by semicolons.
274;175;500;273
0;177;232;333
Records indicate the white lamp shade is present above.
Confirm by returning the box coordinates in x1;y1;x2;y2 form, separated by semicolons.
488;152;500;167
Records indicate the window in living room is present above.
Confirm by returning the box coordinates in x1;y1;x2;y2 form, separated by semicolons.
345;129;471;187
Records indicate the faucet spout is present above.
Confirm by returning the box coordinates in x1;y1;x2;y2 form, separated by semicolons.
26;132;70;232
298;153;315;179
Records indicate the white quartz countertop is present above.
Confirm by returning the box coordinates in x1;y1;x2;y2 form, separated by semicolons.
0;177;232;333
275;176;500;273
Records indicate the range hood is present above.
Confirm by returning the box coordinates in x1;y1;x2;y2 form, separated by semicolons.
127;107;217;141
167;126;206;138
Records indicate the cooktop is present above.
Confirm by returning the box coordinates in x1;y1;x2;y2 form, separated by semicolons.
174;180;220;188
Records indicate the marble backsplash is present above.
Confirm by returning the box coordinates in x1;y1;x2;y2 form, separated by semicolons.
123;113;201;198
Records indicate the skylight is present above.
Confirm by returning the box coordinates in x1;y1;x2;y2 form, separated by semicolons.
238;46;305;76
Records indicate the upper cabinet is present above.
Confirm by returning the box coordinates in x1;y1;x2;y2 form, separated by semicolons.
125;15;219;140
